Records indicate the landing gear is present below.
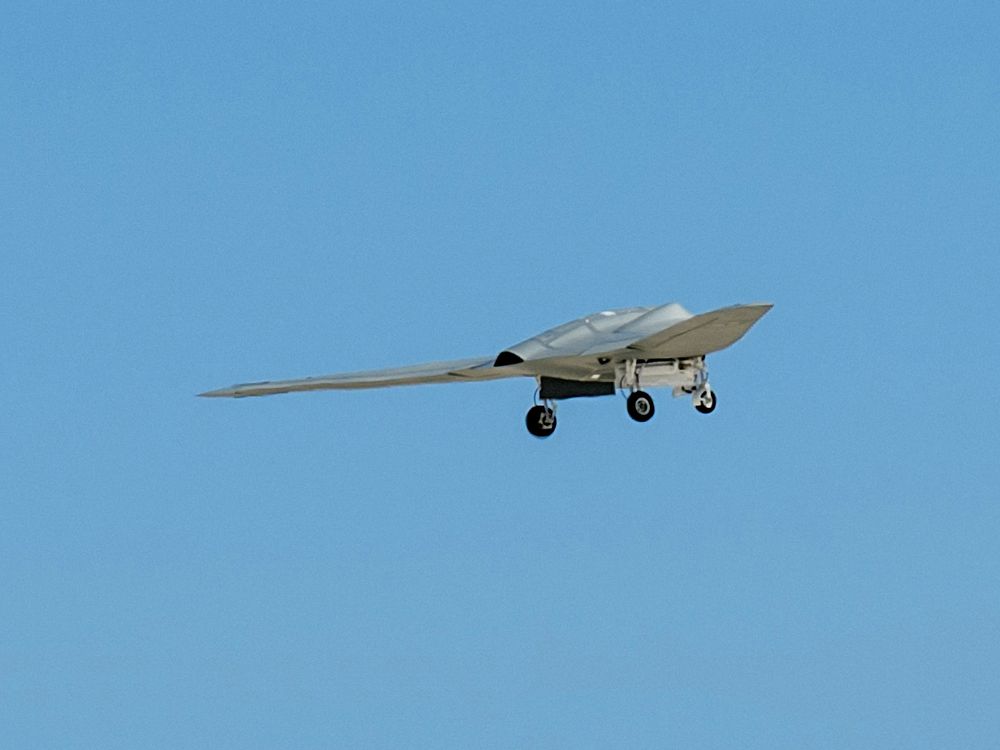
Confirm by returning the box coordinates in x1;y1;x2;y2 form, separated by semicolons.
693;386;717;414
525;404;557;438
626;390;655;422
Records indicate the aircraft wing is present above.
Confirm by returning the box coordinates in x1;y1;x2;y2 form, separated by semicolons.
200;302;772;398
199;356;510;398
618;303;773;359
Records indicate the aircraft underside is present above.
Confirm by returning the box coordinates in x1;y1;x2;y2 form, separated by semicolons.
523;355;717;438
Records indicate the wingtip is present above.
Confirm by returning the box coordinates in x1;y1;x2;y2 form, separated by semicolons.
198;388;232;398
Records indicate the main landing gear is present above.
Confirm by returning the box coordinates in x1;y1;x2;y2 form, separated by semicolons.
522;361;719;436
623;386;716;421
525;403;557;438
623;378;718;423
621;360;655;424
626;390;655;422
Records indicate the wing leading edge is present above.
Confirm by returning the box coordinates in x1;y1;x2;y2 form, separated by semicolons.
199;356;512;398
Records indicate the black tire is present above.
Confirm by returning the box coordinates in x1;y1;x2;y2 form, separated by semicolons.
525;405;557;438
626;391;655;422
694;390;717;414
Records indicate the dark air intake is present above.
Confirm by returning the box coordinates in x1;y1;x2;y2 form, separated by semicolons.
493;351;524;367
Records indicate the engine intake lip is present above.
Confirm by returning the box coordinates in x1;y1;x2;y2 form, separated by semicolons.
493;351;524;367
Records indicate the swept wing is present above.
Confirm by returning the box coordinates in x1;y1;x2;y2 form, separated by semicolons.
199;302;772;398
199;356;509;398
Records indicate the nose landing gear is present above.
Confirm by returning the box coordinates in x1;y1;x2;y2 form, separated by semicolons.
693;385;717;414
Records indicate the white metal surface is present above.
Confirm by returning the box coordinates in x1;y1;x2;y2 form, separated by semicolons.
199;302;772;398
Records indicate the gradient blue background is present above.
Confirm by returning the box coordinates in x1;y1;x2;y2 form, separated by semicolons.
3;2;999;747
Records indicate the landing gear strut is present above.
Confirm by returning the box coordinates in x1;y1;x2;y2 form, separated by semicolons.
525;404;557;438
620;359;655;423
693;385;717;414
626;390;655;422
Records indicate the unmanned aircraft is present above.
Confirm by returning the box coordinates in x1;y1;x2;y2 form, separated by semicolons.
200;301;772;437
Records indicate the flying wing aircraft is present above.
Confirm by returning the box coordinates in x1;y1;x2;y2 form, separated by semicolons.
200;301;772;437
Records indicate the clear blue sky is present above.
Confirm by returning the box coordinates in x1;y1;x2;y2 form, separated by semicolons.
3;2;999;747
